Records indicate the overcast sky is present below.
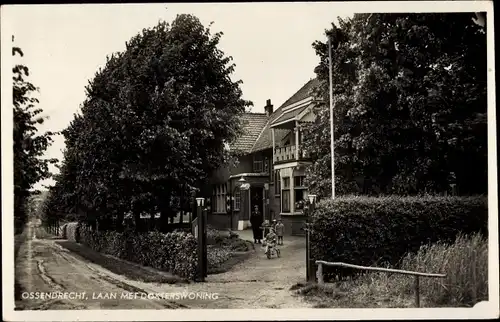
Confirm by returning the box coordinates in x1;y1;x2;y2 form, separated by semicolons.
6;3;354;190
3;2;491;190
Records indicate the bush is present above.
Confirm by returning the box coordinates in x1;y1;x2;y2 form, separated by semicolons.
66;222;80;242
206;226;224;245
207;245;232;268
79;227;197;279
221;237;251;252
310;195;488;280
61;223;68;239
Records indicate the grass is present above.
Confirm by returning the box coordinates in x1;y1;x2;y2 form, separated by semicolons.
56;240;189;284
296;233;488;308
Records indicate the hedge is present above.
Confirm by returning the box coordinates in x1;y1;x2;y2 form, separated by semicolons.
60;223;68;239
79;227;197;280
310;195;488;281
65;222;80;242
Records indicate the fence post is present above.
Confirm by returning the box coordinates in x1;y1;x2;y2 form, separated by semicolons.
414;275;420;308
317;262;324;285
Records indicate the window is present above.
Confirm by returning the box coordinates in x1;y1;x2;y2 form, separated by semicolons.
234;189;241;211
294;176;307;211
283;177;290;189
264;157;269;173
282;176;291;212
274;170;281;195
294;189;305;210
212;184;227;213
282;189;290;212
253;155;263;172
294;176;306;188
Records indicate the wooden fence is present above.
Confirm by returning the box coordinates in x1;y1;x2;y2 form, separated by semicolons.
315;260;447;308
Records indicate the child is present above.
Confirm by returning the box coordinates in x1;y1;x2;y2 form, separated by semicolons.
275;219;284;245
264;227;278;254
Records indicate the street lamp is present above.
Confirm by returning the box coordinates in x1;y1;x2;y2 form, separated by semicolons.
229;176;247;230
196;197;205;207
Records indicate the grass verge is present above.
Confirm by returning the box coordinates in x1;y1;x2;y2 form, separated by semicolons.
56;240;189;284
295;233;488;308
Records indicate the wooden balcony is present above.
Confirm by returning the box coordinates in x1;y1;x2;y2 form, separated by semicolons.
274;145;311;164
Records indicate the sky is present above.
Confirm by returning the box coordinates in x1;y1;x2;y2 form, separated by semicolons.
6;3;353;190
3;2;491;191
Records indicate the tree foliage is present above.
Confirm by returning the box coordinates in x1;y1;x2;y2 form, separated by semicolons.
13;38;56;232
303;13;487;197
48;14;251;230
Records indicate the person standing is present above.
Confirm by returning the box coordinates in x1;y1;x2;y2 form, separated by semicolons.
275;219;284;245
250;205;264;243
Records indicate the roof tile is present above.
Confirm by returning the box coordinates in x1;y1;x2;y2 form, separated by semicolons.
229;113;269;153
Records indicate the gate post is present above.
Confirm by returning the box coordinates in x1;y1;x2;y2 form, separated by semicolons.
202;207;208;278
196;198;206;282
306;195;317;282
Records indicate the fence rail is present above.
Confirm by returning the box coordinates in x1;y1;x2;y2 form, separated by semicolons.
315;260;446;308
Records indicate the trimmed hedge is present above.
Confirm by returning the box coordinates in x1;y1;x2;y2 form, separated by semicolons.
79;227;197;280
60;223;68;239
65;222;80;242
310;195;488;281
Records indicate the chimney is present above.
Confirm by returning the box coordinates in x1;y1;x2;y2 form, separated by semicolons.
264;99;273;116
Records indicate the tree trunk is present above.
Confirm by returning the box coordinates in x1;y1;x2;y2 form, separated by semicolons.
133;207;142;233
115;212;124;232
159;208;169;233
150;211;156;231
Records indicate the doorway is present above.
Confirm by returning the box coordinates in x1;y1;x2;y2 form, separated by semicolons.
250;187;264;216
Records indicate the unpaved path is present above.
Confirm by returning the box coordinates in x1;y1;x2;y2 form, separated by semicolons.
15;224;312;309
15;222;181;310
165;230;314;308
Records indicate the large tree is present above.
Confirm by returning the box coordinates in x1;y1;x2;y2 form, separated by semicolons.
13;38;56;232
304;13;487;197
51;14;250;231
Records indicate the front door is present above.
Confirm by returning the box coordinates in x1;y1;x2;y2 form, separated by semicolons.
250;187;264;217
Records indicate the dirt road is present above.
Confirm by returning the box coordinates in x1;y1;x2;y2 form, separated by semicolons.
177;230;314;308
15;224;312;310
15;222;182;310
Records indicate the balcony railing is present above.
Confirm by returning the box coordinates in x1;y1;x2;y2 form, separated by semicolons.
274;145;311;163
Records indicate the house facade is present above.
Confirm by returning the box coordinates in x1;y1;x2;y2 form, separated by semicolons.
208;78;320;236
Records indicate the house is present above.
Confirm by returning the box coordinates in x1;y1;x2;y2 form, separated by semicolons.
209;78;321;236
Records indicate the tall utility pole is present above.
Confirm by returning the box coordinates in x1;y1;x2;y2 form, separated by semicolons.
328;34;335;199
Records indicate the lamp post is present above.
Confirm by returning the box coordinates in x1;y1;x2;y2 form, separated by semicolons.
196;197;206;281
306;194;317;282
230;176;247;231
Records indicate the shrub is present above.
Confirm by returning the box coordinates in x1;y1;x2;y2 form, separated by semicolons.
61;223;68;239
207;226;224;245
66;222;80;242
221;237;251;252
207;245;232;268
79;227;197;279
310;195;488;280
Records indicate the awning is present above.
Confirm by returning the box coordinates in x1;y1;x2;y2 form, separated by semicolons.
270;104;312;128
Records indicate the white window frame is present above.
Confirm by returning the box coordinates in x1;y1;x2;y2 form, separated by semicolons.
234;189;241;211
